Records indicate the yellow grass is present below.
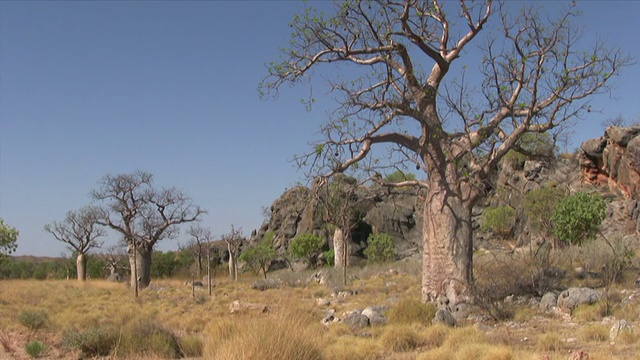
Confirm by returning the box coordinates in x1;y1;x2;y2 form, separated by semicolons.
0;260;639;359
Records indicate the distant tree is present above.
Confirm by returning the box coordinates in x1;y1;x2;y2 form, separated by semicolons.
524;186;567;242
290;233;325;269
481;206;516;240
263;0;630;305
92;170;206;292
600;115;628;128
364;233;396;263
184;226;215;278
0;218;18;263
239;233;276;279
503;132;557;169
222;226;243;281
44;205;105;281
384;171;417;183
553;191;607;246
151;251;178;278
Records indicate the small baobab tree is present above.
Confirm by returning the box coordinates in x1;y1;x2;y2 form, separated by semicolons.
44;205;105;281
222;226;243;281
92;170;206;291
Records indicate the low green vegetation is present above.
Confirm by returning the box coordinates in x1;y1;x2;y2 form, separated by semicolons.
481;206;516;240
553;191;607;246
363;233;396;263
290;233;325;269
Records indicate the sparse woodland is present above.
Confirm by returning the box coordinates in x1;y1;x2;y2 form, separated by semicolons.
2;0;640;359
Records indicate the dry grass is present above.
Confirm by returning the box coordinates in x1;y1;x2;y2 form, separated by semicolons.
0;258;639;359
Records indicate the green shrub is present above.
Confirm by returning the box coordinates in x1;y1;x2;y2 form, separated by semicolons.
363;233;396;263
290;233;325;269
63;325;118;357
388;299;437;325
324;248;335;267
503;132;556;169
19;310;49;331
25;340;47;358
553;191;606;246
384;171;417;183
523;186;566;237
480;206;516;240
239;237;276;278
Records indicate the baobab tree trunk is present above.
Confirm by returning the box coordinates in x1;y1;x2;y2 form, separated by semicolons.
128;244;153;289
422;180;474;307
76;253;87;281
333;228;346;268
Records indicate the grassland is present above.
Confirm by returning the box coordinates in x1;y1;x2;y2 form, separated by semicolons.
0;259;639;359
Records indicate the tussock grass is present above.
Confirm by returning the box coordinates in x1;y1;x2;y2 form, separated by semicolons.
380;324;421;352
536;332;564;352
387;298;437;325
2;257;640;359
203;309;324;360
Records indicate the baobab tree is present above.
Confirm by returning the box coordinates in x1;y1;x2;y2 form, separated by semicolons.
44;205;105;281
93;171;206;290
262;0;631;305
222;226;243;281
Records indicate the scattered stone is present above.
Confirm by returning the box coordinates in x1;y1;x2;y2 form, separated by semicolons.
540;292;558;312
307;271;331;285
609;319;633;343
432;308;456;327
316;298;331;307
362;306;388;326
250;278;282;291
557;287;601;314
343;310;370;329
229;300;269;314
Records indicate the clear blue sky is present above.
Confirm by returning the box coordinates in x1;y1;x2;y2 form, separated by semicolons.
1;1;638;257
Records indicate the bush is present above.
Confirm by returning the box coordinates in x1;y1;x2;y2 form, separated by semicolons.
323;248;335;267
25;340;47;358
503;132;556;169
63;325;118;357
115;320;182;358
239;237;276;278
363;233;396;263
384;170;417;183
388;299;437;325
19;310;49;331
553;191;606;246
290;233;325;269
204;310;323;360
523;186;566;237
481;206;516;240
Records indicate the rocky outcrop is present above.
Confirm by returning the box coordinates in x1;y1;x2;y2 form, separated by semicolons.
251;185;424;262
579;126;640;198
556;287;601;314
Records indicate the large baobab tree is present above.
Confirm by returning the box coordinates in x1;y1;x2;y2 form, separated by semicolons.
263;0;631;305
44;205;105;281
93;171;206;290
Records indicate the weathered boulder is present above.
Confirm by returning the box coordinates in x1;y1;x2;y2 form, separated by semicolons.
229;300;269;314
556;288;601;314
250;278;282;291
432;308;457;327
539;292;558;312
609;319;633;343
361;306;389;326
342;310;370;329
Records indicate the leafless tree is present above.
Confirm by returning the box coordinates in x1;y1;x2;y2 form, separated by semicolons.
185;225;216;294
44;205;105;281
222;226;243;281
92;170;206;291
263;0;631;305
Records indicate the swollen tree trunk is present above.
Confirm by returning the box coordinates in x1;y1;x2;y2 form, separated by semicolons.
76;253;87;281
333;228;346;268
422;178;474;307
128;244;153;290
